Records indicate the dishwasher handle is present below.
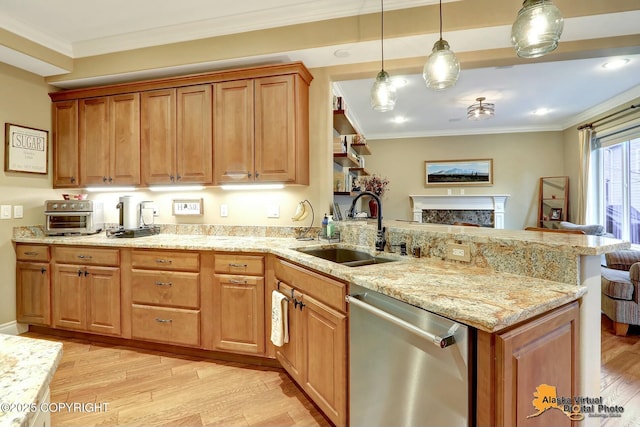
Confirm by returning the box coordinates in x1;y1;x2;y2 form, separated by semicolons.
346;294;457;349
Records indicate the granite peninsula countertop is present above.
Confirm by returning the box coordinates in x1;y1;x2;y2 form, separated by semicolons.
0;334;63;427
13;227;614;332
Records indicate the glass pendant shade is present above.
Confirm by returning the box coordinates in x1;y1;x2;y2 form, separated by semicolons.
511;0;564;58
370;70;397;112
423;39;460;90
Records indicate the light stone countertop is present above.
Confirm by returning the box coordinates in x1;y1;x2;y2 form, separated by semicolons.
0;334;63;427
14;231;593;332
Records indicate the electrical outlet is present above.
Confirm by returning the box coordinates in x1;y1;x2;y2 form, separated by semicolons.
447;243;471;262
267;204;280;218
13;205;24;219
220;204;228;217
0;205;11;219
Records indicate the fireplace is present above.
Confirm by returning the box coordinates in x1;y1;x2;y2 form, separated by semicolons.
409;194;510;229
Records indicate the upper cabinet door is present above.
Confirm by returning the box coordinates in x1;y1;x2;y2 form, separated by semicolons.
176;85;212;184
254;75;297;183
141;89;177;185
52;100;79;188
79;97;110;185
110;93;141;185
214;80;255;184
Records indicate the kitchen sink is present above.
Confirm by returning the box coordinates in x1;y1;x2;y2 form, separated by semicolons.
297;247;398;267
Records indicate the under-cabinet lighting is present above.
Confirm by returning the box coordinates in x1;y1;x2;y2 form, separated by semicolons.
85;186;137;192
148;185;205;192
602;58;630;70
220;183;284;191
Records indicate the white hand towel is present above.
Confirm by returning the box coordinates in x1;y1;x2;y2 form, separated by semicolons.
270;290;289;347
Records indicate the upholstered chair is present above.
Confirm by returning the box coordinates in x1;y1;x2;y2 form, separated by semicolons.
601;250;640;336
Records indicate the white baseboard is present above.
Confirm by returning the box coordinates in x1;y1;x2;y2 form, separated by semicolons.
0;321;28;335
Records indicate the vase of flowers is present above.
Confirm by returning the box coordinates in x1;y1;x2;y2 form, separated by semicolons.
358;174;390;218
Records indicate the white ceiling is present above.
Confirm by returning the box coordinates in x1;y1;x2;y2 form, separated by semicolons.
1;1;639;138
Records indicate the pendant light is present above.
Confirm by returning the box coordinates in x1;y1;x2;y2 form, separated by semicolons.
511;0;564;58
370;0;397;112
423;0;460;90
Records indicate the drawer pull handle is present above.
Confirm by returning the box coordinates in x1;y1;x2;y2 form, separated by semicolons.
155;259;172;264
229;263;247;268
155;318;173;323
24;251;40;256
154;281;173;287
77;255;93;259
229;279;248;284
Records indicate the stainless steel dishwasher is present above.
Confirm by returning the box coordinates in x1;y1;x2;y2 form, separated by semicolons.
347;284;473;427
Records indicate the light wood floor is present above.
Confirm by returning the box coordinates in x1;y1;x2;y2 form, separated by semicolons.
600;315;640;427
23;317;640;427
23;332;331;427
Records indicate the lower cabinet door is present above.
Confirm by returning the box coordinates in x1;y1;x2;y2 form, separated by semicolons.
274;282;304;384
302;294;347;427
213;274;265;354
132;304;200;347
52;264;85;330
86;266;121;336
16;261;50;326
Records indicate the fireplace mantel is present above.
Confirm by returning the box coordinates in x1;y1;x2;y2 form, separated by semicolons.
409;194;510;228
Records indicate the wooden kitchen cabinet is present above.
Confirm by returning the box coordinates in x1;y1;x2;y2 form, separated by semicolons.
141;85;212;185
52;100;79;187
51;246;121;336
79;93;140;186
212;254;265;355
15;244;51;326
129;249;202;347
476;301;579;427
273;258;347;427
214;74;309;185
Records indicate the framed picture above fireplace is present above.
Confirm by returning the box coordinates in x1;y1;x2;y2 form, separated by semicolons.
425;159;493;187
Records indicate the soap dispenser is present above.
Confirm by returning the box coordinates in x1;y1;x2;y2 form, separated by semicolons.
326;215;334;238
322;214;328;238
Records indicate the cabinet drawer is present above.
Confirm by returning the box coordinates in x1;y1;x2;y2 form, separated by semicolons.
132;305;200;347
131;270;199;309
131;250;200;272
216;274;263;286
214;254;263;275
275;258;347;312
53;246;119;266
16;244;50;262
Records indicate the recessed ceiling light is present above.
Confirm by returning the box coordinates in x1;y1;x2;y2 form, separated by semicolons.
392;116;407;124
333;49;351;58
533;108;551;116
602;58;630;70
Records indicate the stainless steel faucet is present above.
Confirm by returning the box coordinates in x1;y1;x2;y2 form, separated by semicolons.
348;191;386;252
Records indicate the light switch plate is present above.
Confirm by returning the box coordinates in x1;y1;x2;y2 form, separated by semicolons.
0;205;11;219
13;205;23;219
447;243;471;262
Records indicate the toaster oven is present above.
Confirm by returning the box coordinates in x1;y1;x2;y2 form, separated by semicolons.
44;200;104;235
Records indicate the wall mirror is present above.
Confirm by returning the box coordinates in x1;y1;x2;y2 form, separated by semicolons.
538;176;569;228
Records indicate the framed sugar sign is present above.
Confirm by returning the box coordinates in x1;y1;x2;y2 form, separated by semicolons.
4;123;49;174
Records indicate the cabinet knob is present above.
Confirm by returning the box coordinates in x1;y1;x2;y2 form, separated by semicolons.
71;176;76;183
248;172;252;178
103;176;108;183
176;174;181;181
40;268;47;274
255;172;259;178
170;175;175;182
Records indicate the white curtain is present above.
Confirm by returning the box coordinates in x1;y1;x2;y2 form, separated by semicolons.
577;126;594;224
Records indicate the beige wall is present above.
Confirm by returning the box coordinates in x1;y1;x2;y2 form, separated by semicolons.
0;62;59;325
362;132;566;229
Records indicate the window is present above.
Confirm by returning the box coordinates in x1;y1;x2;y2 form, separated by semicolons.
596;128;640;243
